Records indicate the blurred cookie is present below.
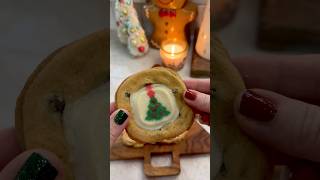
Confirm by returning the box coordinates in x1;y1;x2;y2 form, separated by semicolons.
213;35;269;179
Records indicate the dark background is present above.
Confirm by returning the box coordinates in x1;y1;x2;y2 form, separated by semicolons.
0;0;106;128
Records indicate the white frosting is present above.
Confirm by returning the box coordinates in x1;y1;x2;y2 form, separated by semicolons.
130;84;179;130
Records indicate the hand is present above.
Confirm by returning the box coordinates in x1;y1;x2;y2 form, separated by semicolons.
232;55;320;179
0;128;64;179
0;102;129;179
109;102;129;147
109;79;210;144
183;79;210;125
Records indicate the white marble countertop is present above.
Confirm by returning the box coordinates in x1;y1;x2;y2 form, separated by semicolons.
109;30;210;180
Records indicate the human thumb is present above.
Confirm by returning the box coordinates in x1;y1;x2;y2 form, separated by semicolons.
234;89;320;162
110;109;129;146
0;149;64;180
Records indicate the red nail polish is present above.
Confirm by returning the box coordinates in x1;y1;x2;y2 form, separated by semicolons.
240;90;277;121
185;90;197;101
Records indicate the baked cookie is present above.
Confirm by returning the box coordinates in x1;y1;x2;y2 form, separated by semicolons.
120;127;188;147
15;30;108;180
115;67;193;143
213;35;269;179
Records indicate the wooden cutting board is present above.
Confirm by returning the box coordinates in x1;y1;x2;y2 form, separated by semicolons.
191;51;210;78
110;122;210;177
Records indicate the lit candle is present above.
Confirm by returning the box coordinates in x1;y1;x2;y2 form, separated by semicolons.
160;39;188;70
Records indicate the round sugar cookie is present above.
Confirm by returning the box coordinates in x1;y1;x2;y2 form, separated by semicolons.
213;35;270;179
115;67;194;143
15;30;108;180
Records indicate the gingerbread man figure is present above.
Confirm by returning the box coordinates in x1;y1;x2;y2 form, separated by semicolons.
145;0;197;48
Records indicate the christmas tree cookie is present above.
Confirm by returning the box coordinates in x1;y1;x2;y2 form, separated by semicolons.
115;67;193;143
144;84;171;121
130;83;179;131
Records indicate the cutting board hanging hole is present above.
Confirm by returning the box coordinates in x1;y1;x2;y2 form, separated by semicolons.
151;153;172;167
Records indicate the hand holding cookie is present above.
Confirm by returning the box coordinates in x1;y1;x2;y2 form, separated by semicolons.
183;79;210;125
109;102;129;147
115;67;194;144
0;128;64;180
231;55;320;179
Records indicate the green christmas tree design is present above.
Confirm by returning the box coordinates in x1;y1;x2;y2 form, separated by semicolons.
145;97;171;121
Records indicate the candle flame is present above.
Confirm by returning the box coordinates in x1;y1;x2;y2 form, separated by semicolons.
170;45;176;54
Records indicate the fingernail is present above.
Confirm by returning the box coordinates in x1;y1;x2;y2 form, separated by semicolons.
240;90;277;121
114;110;128;125
15;152;58;180
185;90;196;101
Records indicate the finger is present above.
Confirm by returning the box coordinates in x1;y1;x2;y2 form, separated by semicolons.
110;109;129;146
0;149;64;180
110;102;116;115
0;128;22;170
231;55;320;106
184;79;210;94
184;89;210;113
234;89;320;162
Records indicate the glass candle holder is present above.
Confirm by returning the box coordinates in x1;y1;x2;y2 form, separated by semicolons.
160;39;188;71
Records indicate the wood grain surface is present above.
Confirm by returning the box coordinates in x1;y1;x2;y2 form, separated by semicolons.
191;49;210;77
110;122;210;176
